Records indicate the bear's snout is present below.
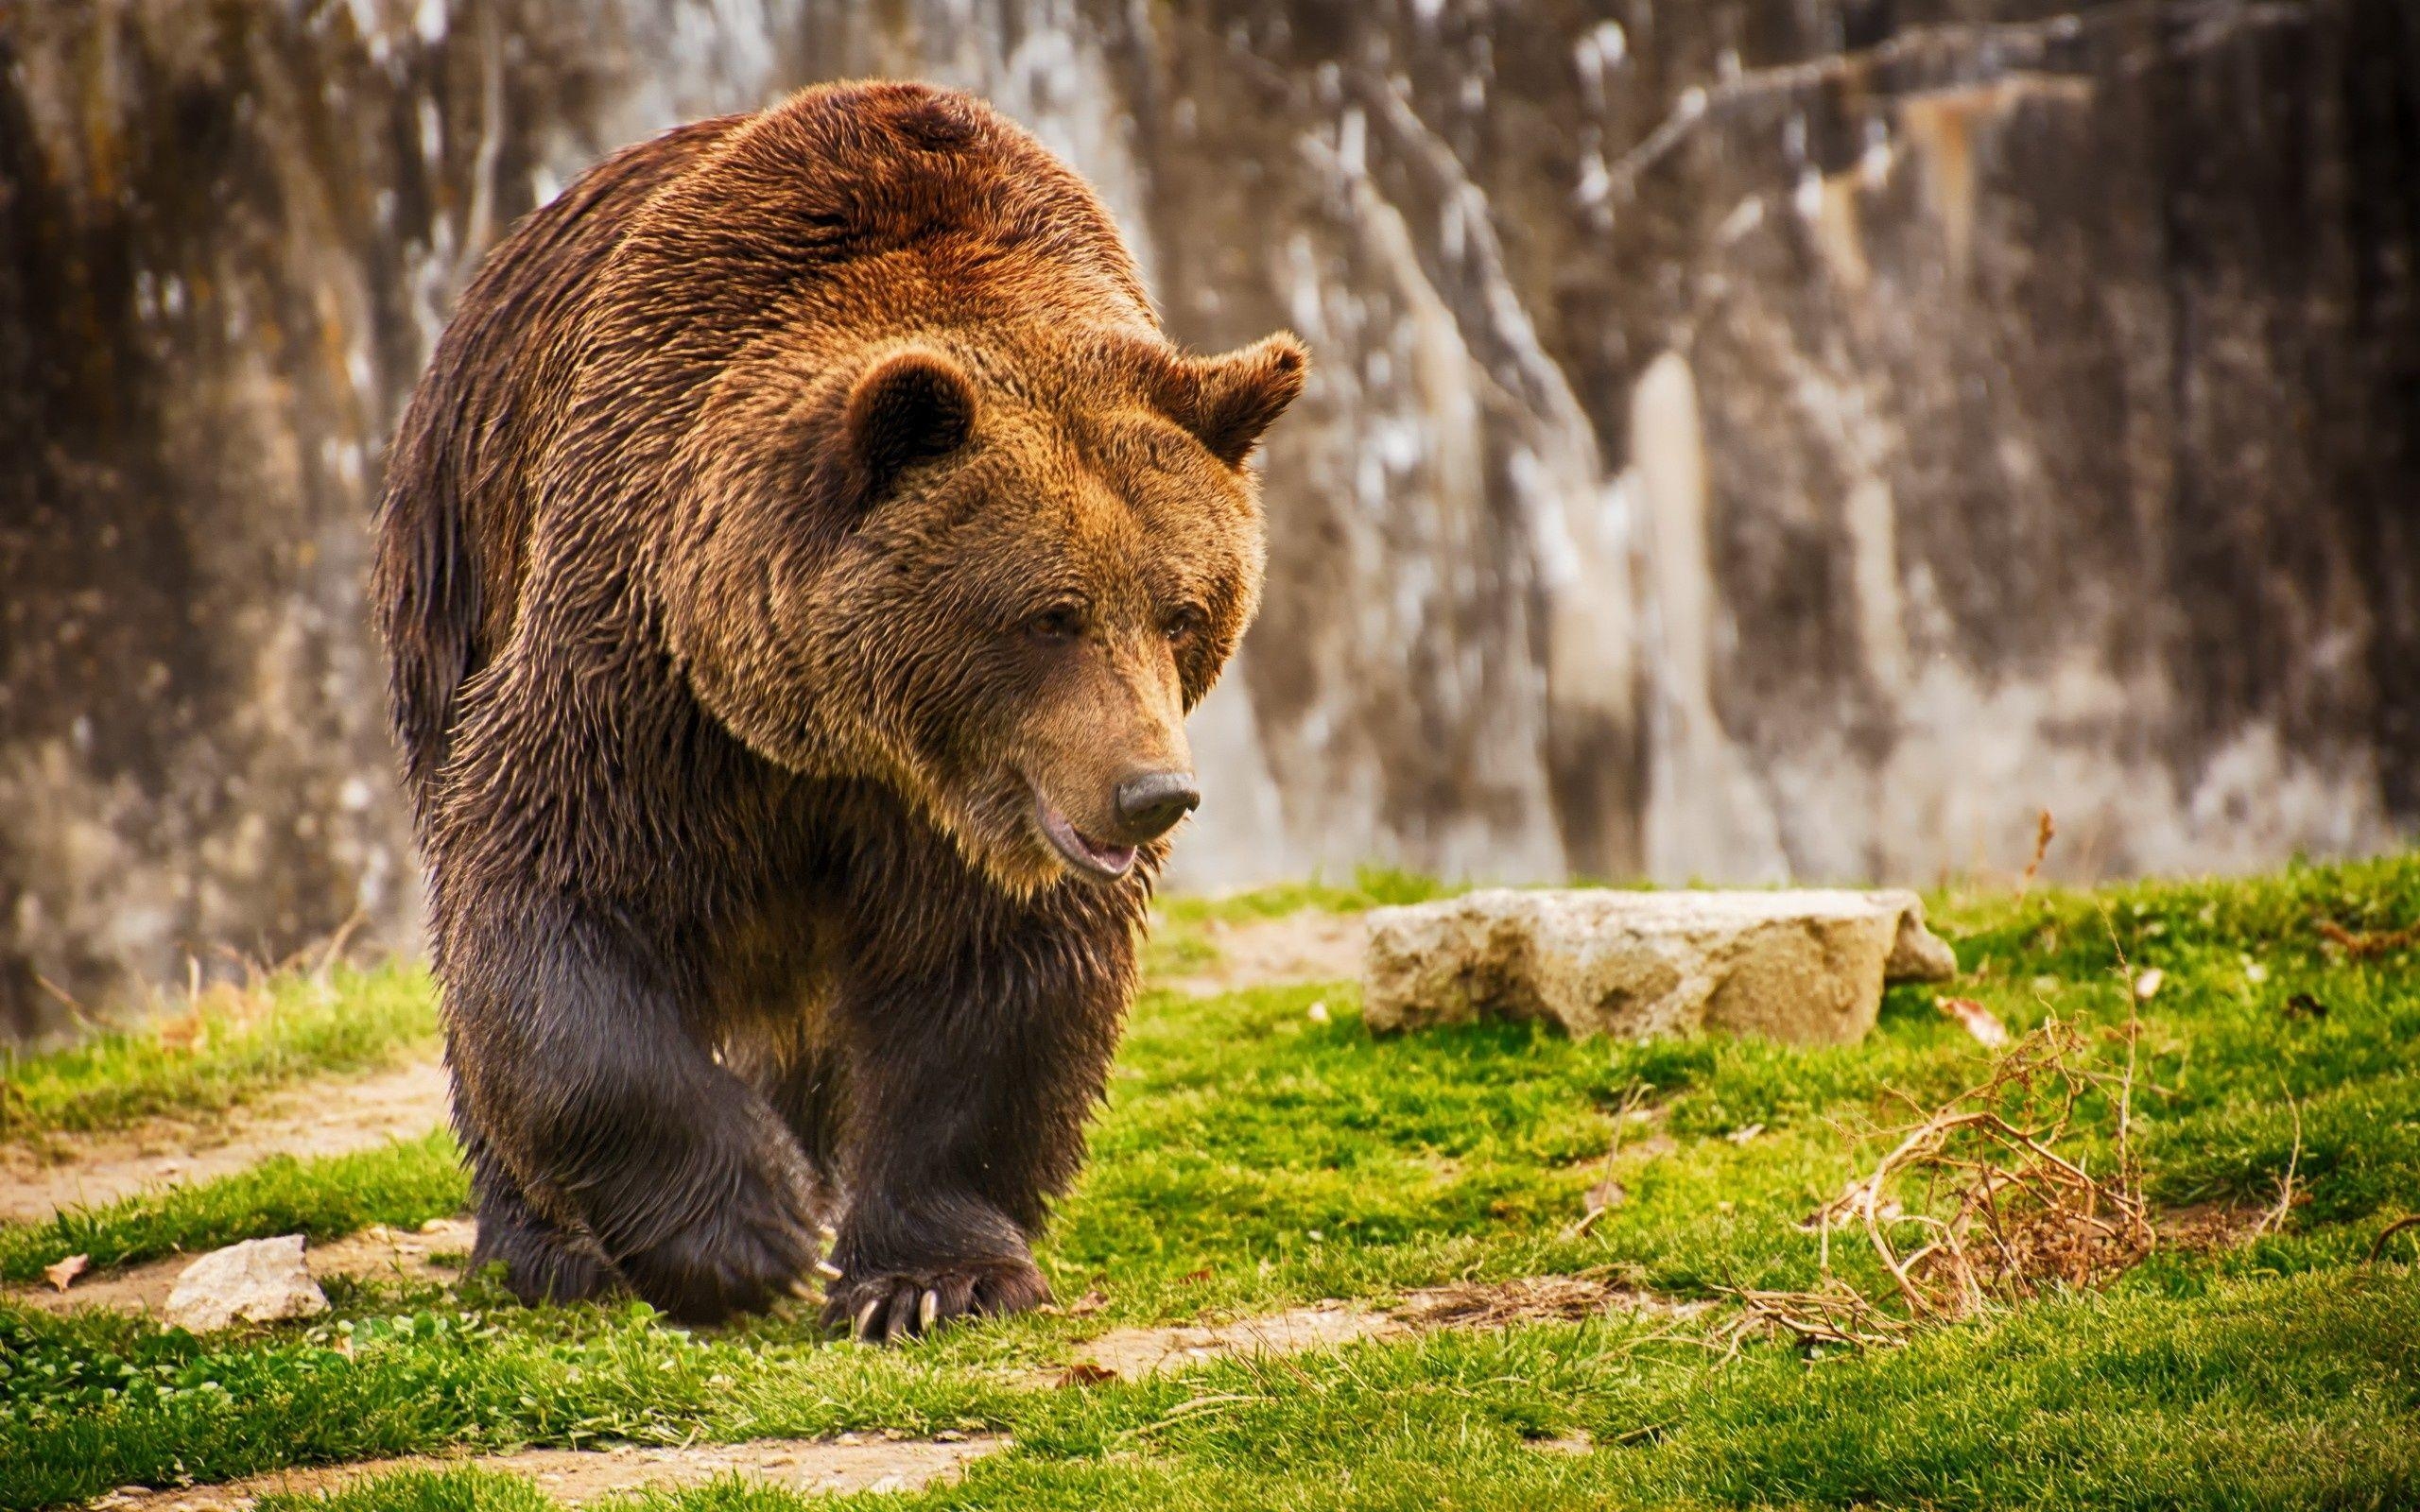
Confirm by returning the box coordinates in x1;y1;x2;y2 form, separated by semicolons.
1113;768;1200;842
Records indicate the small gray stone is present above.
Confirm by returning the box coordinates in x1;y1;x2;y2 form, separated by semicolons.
163;1234;328;1332
1363;888;1957;1046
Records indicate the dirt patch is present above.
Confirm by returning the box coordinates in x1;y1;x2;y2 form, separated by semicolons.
1561;1131;1678;1174
1528;1432;1595;1455
1393;1275;1709;1330
1070;1301;1392;1380
12;1218;476;1316
2156;1203;2269;1253
1168;911;1367;996
0;1059;451;1226
1057;1276;1699;1383
87;1435;1001;1511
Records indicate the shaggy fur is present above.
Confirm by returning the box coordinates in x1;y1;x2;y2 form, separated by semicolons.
373;81;1305;1329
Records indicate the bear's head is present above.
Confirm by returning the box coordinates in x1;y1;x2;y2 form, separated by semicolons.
666;321;1306;894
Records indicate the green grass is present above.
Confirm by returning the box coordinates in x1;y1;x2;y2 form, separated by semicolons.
80;1266;2414;1512
5;855;2418;1509
0;964;438;1143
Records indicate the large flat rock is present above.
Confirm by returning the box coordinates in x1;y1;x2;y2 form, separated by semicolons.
1363;889;1955;1046
163;1234;329;1332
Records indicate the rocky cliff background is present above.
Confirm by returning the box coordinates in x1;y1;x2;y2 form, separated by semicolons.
3;0;2414;1038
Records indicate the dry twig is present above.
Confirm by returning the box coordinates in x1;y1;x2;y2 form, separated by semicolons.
1717;1282;1909;1352
2315;919;2420;959
2256;1087;2304;1236
2366;1215;2420;1265
1567;1081;1650;1239
1796;1019;2153;1336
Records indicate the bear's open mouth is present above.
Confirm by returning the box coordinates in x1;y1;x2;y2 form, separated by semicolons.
1033;793;1137;879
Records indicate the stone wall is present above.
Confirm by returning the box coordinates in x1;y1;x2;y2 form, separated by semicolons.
3;0;2413;1037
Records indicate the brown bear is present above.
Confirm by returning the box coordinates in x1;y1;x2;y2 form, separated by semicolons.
372;81;1305;1332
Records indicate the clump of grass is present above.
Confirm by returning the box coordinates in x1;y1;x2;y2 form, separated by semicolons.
260;1469;556;1512
1;963;438;1143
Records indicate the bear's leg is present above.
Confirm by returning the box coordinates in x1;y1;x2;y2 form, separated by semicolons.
463;1131;621;1305
757;1047;851;1211
821;939;1123;1343
445;905;826;1323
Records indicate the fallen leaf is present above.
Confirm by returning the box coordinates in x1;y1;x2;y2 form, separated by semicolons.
43;1254;88;1293
2134;967;2165;1001
1724;1124;1765;1145
1584;1177;1628;1214
1054;1361;1118;1388
1069;1288;1109;1316
1936;996;2011;1047
1179;1266;1213;1284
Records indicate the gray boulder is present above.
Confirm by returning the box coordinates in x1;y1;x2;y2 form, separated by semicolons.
1363;889;1956;1046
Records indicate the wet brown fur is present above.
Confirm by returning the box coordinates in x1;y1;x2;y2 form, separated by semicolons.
372;82;1304;1328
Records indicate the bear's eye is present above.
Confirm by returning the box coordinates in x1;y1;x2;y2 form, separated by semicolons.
1164;604;1207;643
1027;604;1086;643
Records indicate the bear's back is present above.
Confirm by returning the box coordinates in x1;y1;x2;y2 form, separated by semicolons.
374;112;745;811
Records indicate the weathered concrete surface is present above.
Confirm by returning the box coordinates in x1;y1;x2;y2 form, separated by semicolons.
163;1235;329;1332
4;2;2415;1036
1363;888;1956;1044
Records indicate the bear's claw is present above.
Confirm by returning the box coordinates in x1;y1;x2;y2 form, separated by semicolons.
826;1257;1049;1344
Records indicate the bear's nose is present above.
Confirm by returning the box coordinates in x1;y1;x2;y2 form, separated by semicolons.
1114;770;1201;841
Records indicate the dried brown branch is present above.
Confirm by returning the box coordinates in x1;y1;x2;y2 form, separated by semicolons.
1567;1081;1651;1239
1798;1018;2153;1337
1718;1283;1910;1352
2315;919;2420;959
2256;1089;2304;1236
2367;1215;2420;1265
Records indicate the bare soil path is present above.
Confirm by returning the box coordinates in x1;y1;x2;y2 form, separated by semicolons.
0;1059;452;1225
1057;1275;1708;1383
89;1435;1002;1512
1166;909;1368;996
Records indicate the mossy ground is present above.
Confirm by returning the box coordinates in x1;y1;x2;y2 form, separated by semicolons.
4;857;2416;1510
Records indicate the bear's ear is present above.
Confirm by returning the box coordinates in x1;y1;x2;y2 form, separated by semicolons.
1159;333;1309;468
838;346;977;504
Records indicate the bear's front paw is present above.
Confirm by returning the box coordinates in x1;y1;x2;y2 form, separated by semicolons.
822;1255;1049;1345
614;1176;821;1325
